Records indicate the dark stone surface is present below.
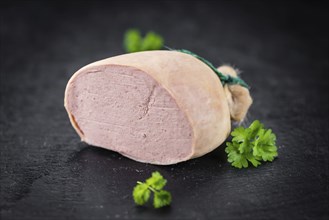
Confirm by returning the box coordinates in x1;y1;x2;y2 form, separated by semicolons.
1;1;328;219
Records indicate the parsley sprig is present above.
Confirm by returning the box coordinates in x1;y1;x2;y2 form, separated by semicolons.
133;171;172;208
124;29;164;53
225;120;278;168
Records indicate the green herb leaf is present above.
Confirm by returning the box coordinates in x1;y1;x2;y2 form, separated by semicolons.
123;29;164;53
140;32;164;51
231;126;251;153
133;171;172;208
253;129;278;162
124;29;142;53
225;120;278;168
133;182;151;205
153;190;172;208
145;171;167;190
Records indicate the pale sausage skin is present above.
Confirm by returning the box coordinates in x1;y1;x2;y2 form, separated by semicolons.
65;51;231;165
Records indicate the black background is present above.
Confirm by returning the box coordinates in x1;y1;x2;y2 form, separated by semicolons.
1;1;328;220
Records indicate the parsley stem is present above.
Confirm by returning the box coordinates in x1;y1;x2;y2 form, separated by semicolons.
147;186;157;193
136;181;158;193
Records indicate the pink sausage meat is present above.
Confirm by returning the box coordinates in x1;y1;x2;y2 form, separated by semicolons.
65;51;231;165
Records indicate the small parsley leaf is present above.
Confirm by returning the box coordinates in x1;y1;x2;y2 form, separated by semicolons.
133;183;150;205
124;29;142;53
124;29;164;53
133;171;171;208
225;120;278;168
153;190;172;209
140;32;164;51
145;171;167;190
253;129;278;162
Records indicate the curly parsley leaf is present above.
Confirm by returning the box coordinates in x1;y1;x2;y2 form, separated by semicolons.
145;171;167;190
253;128;278;162
124;29;142;53
140;32;164;51
133;171;171;208
225;120;278;168
231;126;251;153
133;182;151;205
153;190;172;209
124;29;164;53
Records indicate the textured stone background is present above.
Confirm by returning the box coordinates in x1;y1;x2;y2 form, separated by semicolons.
1;1;328;219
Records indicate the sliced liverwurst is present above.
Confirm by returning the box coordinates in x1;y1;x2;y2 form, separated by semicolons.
64;51;233;165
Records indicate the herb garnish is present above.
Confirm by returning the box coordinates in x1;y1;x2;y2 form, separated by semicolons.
225;120;278;168
124;29;164;53
133;171;172;208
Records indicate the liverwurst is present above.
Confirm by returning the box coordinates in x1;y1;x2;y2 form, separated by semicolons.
64;51;252;165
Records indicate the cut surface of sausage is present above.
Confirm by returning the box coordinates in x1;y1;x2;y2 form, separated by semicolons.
65;65;193;164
